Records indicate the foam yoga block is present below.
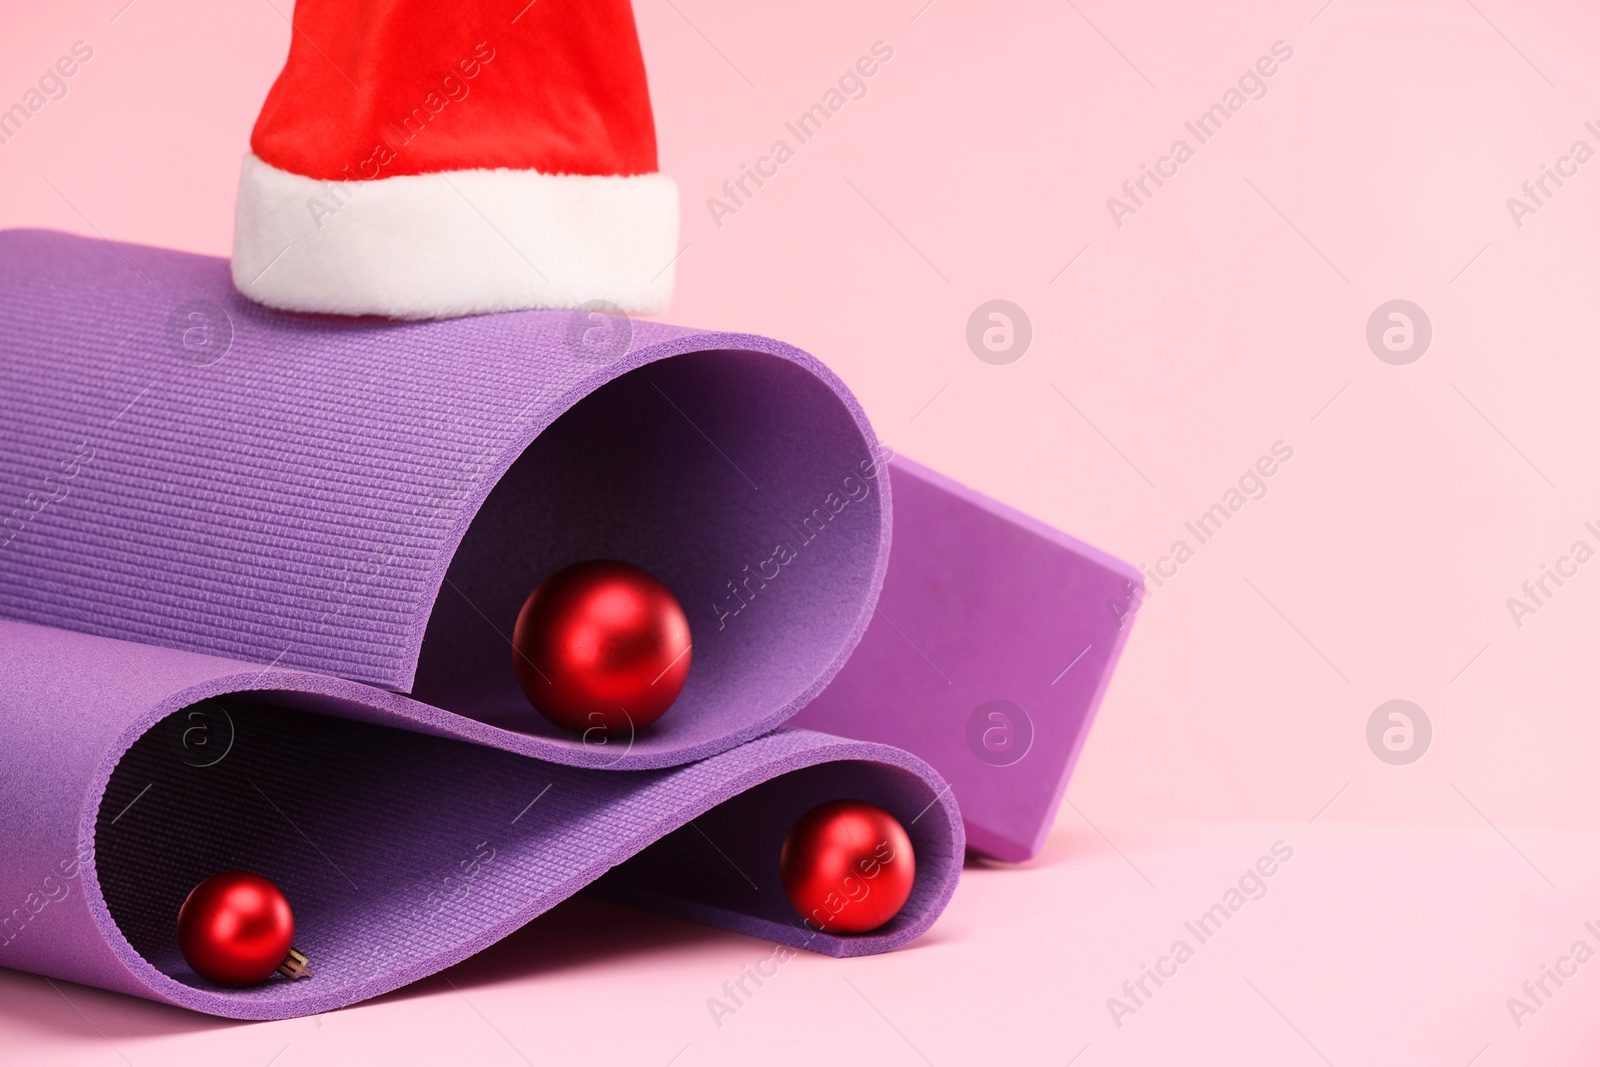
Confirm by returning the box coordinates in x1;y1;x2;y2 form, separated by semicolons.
0;229;891;769
0;618;962;1019
797;458;1143;862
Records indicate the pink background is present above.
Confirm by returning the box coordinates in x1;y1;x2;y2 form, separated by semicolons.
4;0;1600;1062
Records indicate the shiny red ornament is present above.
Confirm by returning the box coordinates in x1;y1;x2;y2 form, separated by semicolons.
780;800;915;934
176;871;310;986
513;559;692;736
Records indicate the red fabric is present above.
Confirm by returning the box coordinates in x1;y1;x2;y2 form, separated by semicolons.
250;0;659;180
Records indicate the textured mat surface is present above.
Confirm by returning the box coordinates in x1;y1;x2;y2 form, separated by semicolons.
0;229;892;769
0;618;962;1020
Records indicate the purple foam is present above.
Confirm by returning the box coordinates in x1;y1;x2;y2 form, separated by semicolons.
796;457;1143;861
0;229;892;769
0;618;962;1020
0;226;1143;1019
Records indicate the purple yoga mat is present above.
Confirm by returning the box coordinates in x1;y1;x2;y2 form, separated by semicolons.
0;227;1137;1017
0;229;891;769
0;617;962;1020
0;229;968;1020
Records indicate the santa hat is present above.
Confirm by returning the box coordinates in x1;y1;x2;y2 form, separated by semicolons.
231;0;678;319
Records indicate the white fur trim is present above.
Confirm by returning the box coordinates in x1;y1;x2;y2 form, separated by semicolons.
231;153;678;318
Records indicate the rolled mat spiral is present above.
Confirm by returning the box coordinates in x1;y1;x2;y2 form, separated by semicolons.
0;229;961;1019
0;617;962;1019
0;228;891;769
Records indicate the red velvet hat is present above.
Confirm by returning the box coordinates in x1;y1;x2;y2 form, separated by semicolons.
231;0;677;319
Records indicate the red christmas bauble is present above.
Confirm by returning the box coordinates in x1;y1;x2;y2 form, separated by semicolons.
780;800;915;934
513;559;692;736
177;871;303;986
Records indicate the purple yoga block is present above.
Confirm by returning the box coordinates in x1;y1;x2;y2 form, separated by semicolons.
0;229;891;769
797;457;1143;861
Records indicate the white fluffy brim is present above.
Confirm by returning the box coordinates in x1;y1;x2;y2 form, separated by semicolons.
231;153;679;319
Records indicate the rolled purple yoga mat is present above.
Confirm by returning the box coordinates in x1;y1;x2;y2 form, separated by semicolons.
0;229;891;769
0;229;964;1018
0;618;961;1019
0;228;1139;1017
